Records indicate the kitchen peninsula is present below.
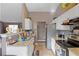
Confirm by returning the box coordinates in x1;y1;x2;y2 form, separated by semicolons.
0;32;34;56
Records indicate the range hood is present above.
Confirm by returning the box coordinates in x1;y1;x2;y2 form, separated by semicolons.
73;26;79;30
69;17;79;24
62;17;79;25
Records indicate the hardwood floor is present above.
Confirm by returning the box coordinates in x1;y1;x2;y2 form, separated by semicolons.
34;43;54;56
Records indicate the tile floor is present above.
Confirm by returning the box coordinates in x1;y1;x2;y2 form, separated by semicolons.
34;43;54;56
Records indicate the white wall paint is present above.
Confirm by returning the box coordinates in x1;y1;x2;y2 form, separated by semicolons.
0;4;1;21
29;12;53;40
29;12;53;30
0;3;23;23
52;4;79;30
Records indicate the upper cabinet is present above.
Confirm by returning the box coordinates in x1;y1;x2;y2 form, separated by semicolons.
24;17;32;30
22;4;29;18
52;4;79;30
53;3;78;18
60;3;77;11
62;17;79;25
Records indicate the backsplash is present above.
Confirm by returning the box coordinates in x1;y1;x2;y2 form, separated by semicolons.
57;30;71;35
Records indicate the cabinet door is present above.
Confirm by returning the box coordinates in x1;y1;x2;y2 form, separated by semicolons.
47;23;56;49
6;46;28;56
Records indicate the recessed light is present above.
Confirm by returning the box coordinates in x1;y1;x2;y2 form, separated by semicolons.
51;9;55;13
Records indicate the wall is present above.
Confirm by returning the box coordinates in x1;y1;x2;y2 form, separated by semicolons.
23;4;29;18
0;3;29;29
0;4;1;21
0;3;23;23
29;12;53;39
29;12;53;30
22;4;29;29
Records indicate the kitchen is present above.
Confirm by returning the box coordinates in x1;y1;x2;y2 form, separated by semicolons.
0;3;79;56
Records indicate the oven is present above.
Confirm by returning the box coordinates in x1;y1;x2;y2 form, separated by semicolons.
55;43;69;56
56;48;69;56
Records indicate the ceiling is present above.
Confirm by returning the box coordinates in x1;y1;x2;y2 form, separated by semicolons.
26;3;59;12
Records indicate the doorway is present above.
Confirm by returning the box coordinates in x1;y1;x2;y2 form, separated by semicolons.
37;22;47;44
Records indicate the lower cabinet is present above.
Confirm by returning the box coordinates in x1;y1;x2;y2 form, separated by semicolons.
6;45;34;56
69;50;76;56
55;43;69;56
51;38;56;55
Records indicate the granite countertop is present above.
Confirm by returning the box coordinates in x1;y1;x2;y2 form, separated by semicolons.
56;40;74;48
56;38;79;47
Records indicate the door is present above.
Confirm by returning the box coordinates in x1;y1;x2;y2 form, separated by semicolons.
37;22;46;42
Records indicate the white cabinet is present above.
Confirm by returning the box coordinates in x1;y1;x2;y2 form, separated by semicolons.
51;38;56;55
6;45;34;56
47;23;56;50
56;23;70;30
69;50;76;56
24;18;32;30
6;46;28;56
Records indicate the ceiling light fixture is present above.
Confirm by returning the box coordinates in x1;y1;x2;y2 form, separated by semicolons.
51;9;55;13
